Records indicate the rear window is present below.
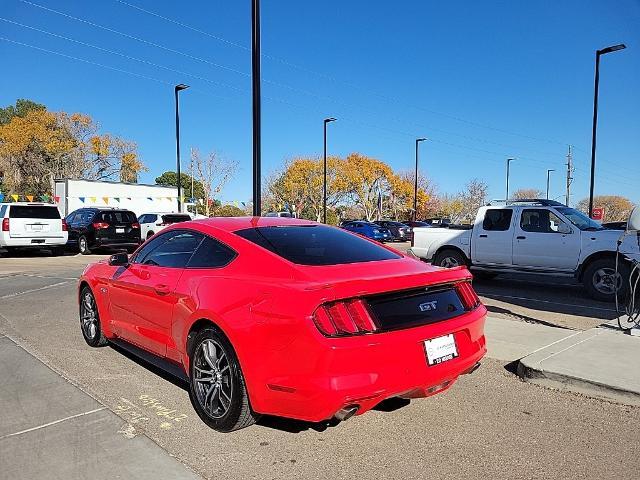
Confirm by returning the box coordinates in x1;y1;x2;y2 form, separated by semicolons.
235;225;401;266
9;205;61;219
161;214;191;224
98;211;137;224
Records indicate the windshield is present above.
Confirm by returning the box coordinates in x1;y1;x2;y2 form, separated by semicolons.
555;207;604;231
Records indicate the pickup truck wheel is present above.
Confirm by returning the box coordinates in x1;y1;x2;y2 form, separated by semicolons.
433;249;467;268
583;258;629;302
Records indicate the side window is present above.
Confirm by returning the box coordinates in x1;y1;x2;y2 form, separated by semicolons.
482;209;513;231
521;209;565;233
139;230;204;268
66;212;77;223
138;214;147;224
187;236;237;268
1;205;7;217
130;231;174;264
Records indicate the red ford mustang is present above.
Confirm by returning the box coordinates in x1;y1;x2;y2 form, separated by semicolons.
78;217;486;432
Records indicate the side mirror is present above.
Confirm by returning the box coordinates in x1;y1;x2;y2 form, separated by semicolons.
558;223;572;235
628;206;640;232
108;251;129;267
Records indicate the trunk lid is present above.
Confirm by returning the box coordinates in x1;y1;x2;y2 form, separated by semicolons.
8;204;64;238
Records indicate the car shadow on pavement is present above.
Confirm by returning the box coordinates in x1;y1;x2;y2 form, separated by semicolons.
485;305;574;330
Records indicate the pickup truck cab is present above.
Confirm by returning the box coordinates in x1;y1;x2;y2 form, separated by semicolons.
410;199;639;301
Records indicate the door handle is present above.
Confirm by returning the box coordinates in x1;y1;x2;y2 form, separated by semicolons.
479;234;488;238
154;284;170;295
517;236;526;240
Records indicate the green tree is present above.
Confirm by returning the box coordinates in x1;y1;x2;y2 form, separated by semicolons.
155;171;205;200
576;195;635;222
0;99;45;126
213;204;245;217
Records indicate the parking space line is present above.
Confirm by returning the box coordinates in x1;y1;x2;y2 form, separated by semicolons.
0;281;71;300
481;293;616;313
0;407;106;440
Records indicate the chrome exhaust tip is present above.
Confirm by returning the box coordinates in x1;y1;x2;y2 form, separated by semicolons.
464;362;481;375
334;405;359;422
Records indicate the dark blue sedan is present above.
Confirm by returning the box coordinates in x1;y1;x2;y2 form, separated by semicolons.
340;221;393;242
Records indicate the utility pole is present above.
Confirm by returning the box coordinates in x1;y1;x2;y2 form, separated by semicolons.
565;145;573;206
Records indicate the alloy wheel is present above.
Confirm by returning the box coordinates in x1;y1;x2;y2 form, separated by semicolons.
592;267;622;295
193;339;233;419
441;256;460;268
80;291;98;340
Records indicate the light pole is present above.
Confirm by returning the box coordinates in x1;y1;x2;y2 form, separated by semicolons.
323;117;336;224
588;43;626;218
413;138;427;221
546;169;555;200
174;83;189;213
505;158;515;201
251;0;262;216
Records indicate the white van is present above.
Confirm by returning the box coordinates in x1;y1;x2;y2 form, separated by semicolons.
0;203;68;254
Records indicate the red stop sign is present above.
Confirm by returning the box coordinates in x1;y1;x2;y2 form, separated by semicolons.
592;207;605;221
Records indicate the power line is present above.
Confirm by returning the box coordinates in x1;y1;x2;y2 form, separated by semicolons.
112;0;576;148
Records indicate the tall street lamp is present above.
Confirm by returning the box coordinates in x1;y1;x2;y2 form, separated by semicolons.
413;138;427;221
251;0;262;216
505;158;515;201
588;43;626;218
323;117;336;223
174;83;189;213
546;169;555;200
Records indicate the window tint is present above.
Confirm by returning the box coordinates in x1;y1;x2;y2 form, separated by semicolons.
521;209;565;233
137;214;147;223
66;212;77;223
99;210;137;224
9;205;61;219
482;209;513;231
235;225;401;266
187;236;237;268
139;231;204;267
161;214;191;224
131;231;172;264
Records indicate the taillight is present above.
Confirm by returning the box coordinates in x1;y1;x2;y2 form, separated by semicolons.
132;222;140;229
62;219;68;231
456;281;481;310
313;299;377;337
2;218;9;232
92;222;110;229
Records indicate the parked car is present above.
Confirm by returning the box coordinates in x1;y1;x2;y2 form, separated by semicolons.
424;218;452;226
78;217;486;432
0;202;67;255
341;220;392;242
66;207;141;254
374;220;411;241
138;212;192;240
264;211;293;217
409;199;640;301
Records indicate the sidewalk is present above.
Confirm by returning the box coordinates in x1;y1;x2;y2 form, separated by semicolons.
0;335;201;480
485;316;640;406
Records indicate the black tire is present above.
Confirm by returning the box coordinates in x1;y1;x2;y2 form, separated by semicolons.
78;235;92;255
188;327;258;432
79;286;109;347
146;231;154;240
583;258;629;302
433;249;467;269
3;246;17;257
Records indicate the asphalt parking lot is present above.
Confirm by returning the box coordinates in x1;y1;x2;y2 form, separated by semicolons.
1;251;638;479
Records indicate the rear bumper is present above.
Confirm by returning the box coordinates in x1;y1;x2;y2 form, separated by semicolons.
253;306;487;422
2;235;67;247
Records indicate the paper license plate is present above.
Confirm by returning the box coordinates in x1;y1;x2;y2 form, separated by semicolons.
30;224;43;231
424;334;458;366
116;228;125;233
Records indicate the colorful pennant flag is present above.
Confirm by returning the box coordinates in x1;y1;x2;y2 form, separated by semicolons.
102;197;109;204
79;197;85;203
0;193;4;202
11;194;19;201
113;197;120;203
127;197;132;201
54;196;60;203
89;197;96;203
26;195;34;202
147;197;153;201
40;194;49;202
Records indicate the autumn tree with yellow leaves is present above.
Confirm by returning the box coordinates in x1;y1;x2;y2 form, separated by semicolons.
0;99;145;197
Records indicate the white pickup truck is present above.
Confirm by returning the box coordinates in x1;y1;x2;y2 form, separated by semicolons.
409;200;640;301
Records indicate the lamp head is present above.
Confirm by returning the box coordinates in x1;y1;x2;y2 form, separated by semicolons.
175;84;190;92
598;44;626;55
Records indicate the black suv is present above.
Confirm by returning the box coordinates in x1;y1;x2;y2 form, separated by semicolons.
65;208;141;254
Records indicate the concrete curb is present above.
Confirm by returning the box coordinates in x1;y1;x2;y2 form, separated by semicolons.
517;328;640;407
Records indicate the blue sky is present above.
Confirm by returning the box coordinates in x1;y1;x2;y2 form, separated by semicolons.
1;0;638;205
